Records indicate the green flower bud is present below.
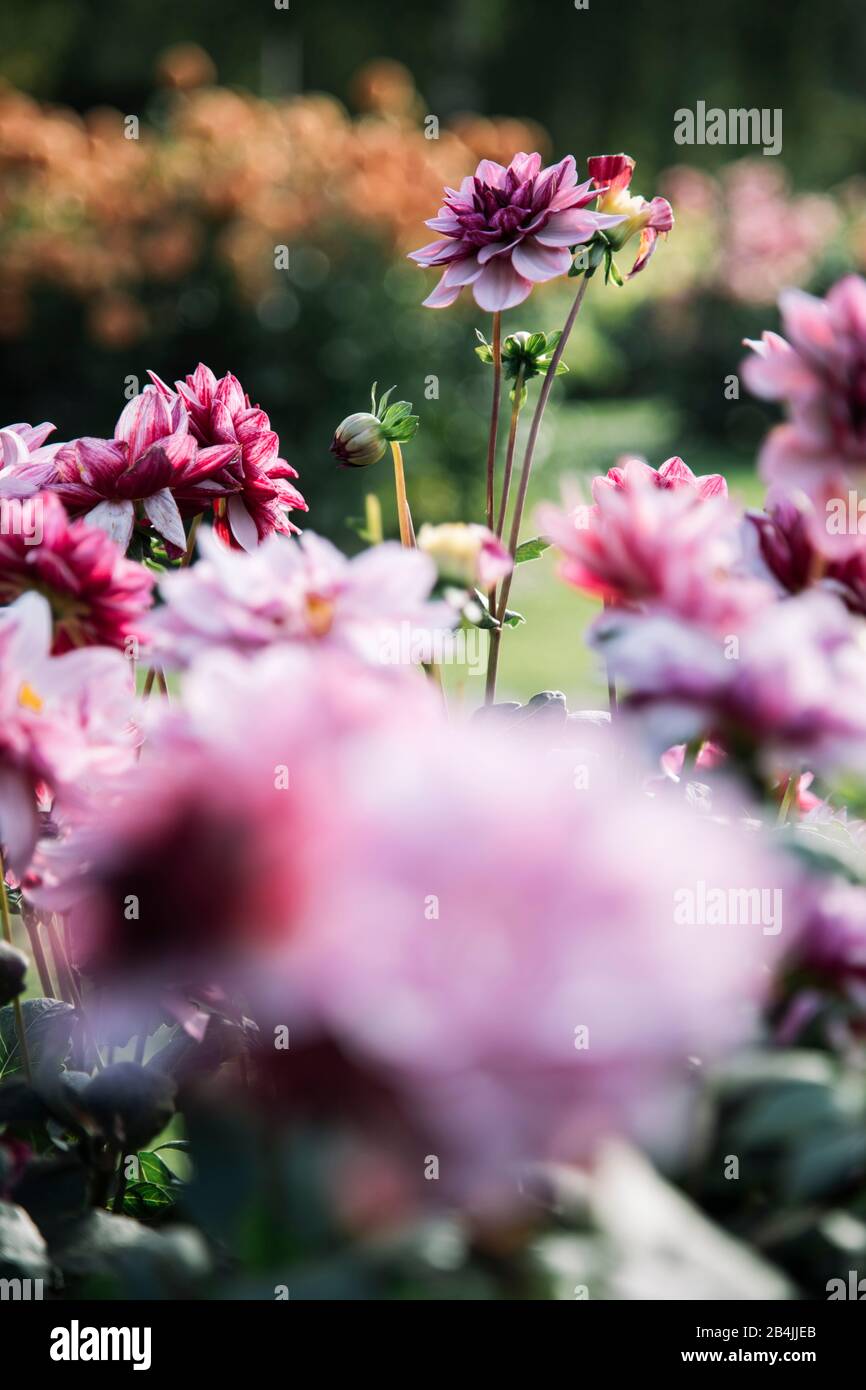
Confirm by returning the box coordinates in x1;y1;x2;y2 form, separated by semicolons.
475;330;568;404
330;383;419;468
330;412;387;468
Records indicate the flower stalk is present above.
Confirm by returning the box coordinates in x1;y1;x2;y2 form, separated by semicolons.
0;847;31;1081
485;274;592;702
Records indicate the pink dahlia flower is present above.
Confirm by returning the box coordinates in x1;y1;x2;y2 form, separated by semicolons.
0;422;62;497
743;276;866;510
587;154;674;277
0;592;136;871
145;528;454;668
598;454;726;499
408;152;626;310
0;493;154;653
279;720;793;1207
45;387;240;554
748;487;866;617
538;460;770;628
31;644;439;985
593;590;866;775
150;364;307;550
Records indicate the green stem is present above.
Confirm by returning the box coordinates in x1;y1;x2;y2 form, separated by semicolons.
390;442;415;547
0;848;31;1081
485;311;502;535
495;369;525;541
180;512;203;568
22;908;55;999
776;773;799;827
485;275;592;703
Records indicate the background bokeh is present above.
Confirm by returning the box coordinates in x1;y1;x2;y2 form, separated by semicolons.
2;0;864;699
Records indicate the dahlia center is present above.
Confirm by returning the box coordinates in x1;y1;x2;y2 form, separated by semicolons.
18;681;43;713
305;593;335;637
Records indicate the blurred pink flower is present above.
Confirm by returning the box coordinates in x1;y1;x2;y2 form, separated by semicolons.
32;644;439;983
416;521;512;590
145;528;454;668
538;460;769;628
0;493;154;653
151;364;307;549
408;152;625;310
0;592;135;871
748;486;866;616
599;454;726;499
281;720;792;1206
588;154;674;277
46;387;240;553
743;276;866;501
593;590;866;774
30;643;794;1209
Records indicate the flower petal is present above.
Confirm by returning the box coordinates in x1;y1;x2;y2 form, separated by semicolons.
84;499;135;552
511;239;572;283
472;258;533;311
143;488;187;551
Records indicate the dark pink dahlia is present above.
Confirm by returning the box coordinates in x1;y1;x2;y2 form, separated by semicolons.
0;492;155;652
151;364;308;550
46;388;240;554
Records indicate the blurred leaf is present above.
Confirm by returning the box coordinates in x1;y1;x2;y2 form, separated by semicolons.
514;537;550;564
783;1131;866;1202
0;998;76;1079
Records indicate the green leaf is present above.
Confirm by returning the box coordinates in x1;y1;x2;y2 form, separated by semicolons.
514;537;551;565
137;1151;174;1186
153;1139;191;1154
0;998;76;1079
502;608;525;628
122;1182;174;1218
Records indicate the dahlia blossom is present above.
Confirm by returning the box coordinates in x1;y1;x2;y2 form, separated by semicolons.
743;276;866;512
598;455;726;499
0;493;154;653
145;528;454;668
408;152;626;310
150;364;307;549
0;422;62;497
45;387;240;554
748;487;866;617
31;644;439;985
593;590;866;774
416;522;512;590
278;721;793;1206
587;154;674;278
538;459;770;628
0;593;136;871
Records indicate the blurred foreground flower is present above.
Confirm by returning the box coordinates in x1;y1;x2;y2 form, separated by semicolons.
0;593;135;871
593;590;866;777
539;458;768;627
417;522;512;591
146;529;453;668
743;276;866;546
